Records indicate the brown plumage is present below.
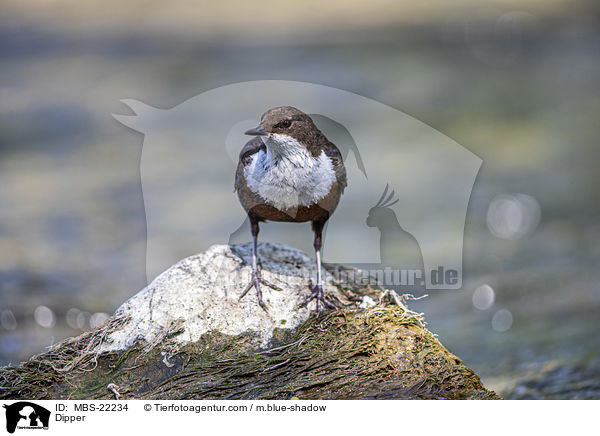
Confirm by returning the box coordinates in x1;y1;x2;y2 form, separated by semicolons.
234;106;346;312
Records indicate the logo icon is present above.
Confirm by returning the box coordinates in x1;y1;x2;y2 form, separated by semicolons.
3;402;50;433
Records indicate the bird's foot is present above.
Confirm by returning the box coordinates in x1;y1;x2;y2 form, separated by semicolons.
299;280;337;314
239;266;284;312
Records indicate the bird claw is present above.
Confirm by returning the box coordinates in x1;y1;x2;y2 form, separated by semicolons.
299;280;337;314
239;267;283;312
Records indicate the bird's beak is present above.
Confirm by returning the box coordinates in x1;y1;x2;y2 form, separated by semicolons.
244;125;267;136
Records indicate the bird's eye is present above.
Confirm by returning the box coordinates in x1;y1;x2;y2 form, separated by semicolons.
282;120;291;128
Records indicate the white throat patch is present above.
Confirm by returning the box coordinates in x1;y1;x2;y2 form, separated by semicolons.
244;134;336;210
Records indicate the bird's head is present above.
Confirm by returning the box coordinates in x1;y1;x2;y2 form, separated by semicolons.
245;106;323;158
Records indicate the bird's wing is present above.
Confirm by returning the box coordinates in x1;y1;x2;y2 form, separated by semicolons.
234;137;266;192
323;141;347;192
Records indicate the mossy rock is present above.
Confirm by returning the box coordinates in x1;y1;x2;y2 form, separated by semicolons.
0;243;499;400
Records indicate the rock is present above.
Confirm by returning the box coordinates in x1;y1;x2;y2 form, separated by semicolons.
100;243;341;352
504;362;600;400
0;243;499;400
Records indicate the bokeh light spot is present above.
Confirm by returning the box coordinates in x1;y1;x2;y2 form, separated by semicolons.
472;284;495;310
0;310;18;331
492;309;513;332
34;305;56;329
487;193;541;239
90;312;110;329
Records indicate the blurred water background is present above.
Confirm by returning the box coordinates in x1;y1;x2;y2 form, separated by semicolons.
1;0;599;398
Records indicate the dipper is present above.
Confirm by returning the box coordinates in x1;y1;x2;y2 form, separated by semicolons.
235;106;347;312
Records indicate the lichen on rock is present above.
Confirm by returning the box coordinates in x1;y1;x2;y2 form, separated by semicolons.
0;243;499;400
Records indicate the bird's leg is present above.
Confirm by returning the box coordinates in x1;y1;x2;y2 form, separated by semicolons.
300;220;337;313
239;219;284;312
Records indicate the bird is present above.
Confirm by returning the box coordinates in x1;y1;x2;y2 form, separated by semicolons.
234;106;347;313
